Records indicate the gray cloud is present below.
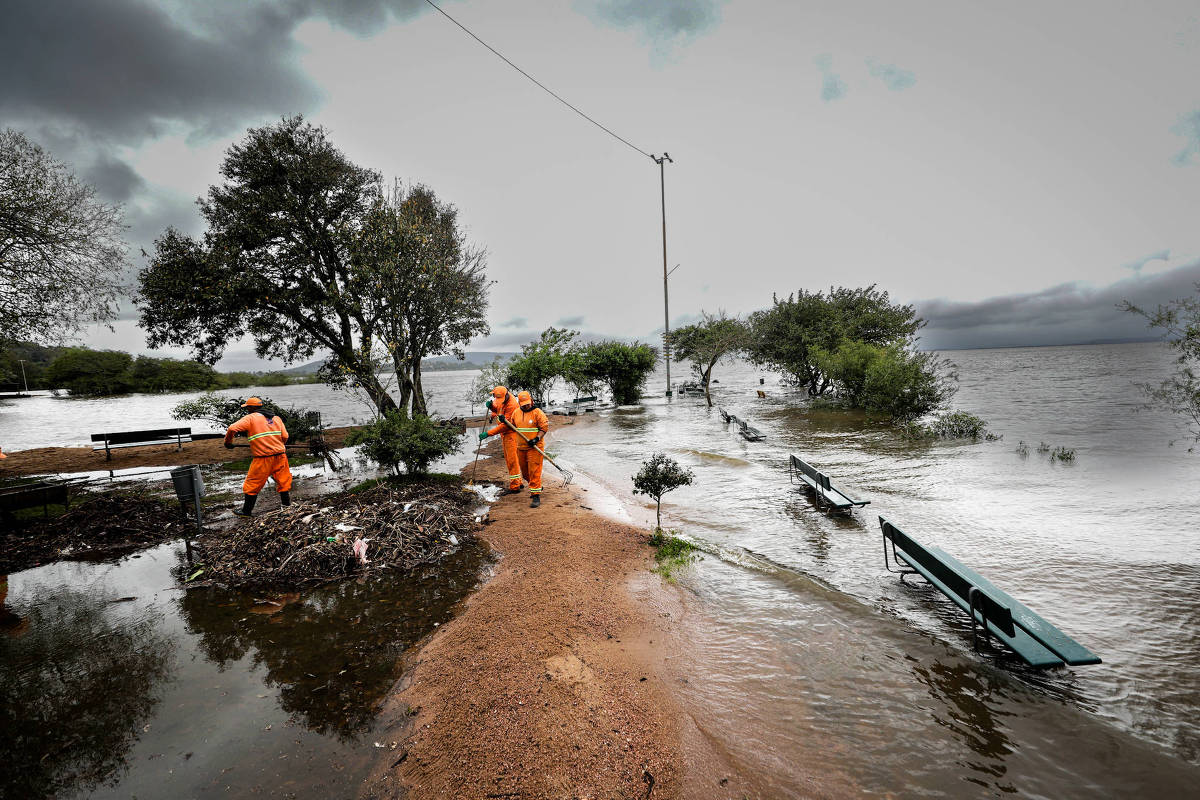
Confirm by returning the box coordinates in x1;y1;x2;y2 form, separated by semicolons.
867;59;916;91
1172;110;1200;165
556;315;586;326
82;153;146;204
499;316;529;329
815;54;847;102
580;0;724;43
916;257;1200;349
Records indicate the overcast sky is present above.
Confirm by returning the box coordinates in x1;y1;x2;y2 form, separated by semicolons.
5;0;1200;367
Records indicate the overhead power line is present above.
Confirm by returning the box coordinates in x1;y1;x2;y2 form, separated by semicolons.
421;0;655;161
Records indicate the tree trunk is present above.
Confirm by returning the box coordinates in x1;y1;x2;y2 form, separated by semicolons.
703;362;715;407
411;362;427;416
360;371;397;417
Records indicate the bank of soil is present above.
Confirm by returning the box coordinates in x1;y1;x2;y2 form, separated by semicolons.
360;432;762;800
0;426;359;477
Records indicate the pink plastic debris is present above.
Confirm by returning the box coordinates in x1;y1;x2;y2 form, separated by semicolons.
352;537;371;566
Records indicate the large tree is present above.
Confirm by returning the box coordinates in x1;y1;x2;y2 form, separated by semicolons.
352;182;490;416
137;116;397;414
0;129;126;345
670;310;750;406
747;285;922;395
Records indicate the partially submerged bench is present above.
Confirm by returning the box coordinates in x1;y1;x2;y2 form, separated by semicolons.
789;454;869;513
879;516;1101;668
91;427;192;461
717;407;765;440
0;481;73;520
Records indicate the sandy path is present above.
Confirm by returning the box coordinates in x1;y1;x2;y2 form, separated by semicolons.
360;435;690;799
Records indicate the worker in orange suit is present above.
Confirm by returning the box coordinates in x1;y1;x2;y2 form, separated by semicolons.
510;390;549;508
224;397;292;517
478;385;522;494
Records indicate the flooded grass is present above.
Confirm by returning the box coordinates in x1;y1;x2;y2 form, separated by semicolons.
649;529;700;582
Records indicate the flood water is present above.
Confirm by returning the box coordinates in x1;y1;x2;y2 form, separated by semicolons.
0;540;490;799
547;342;1200;796
3;341;1200;797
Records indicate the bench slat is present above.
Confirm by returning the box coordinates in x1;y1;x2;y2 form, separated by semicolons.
928;547;1102;666
895;548;1065;668
92;427;191;444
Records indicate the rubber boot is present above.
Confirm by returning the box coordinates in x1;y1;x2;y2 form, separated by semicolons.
234;494;257;518
279;491;291;507
499;486;523;496
530;494;541;508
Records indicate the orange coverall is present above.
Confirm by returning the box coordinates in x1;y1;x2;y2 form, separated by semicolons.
488;390;523;491
506;403;550;494
224;412;293;495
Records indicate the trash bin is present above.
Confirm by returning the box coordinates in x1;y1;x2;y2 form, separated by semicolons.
170;465;206;503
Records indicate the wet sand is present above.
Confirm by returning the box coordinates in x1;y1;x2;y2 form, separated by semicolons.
361;433;777;800
0;427;359;477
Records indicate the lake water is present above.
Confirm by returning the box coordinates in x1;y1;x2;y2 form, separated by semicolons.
3;342;1199;797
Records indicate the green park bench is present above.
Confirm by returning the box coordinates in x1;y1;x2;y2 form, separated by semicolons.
789;454;869;513
879;516;1101;668
91;427;192;461
0;481;73;521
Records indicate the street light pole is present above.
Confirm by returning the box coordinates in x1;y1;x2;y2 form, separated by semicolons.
653;152;674;396
18;359;28;394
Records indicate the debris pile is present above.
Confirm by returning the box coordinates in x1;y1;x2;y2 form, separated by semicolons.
1;492;187;573
193;481;481;585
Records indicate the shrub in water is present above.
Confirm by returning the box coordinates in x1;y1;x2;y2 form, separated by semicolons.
1051;446;1076;463
648;529;699;582
632;452;694;531
345;411;464;476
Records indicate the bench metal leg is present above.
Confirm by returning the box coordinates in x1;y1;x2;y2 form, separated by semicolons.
883;536;918;577
968;588;995;653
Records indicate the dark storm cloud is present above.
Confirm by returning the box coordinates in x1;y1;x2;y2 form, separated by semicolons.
0;0;429;143
556;315;586;326
866;59;916;91
82;153;146;204
916;258;1200;349
580;0;724;42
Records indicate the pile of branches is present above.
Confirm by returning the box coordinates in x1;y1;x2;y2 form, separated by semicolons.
1;492;187;573
192;480;480;586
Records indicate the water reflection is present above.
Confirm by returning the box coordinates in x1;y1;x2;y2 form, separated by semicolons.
0;587;175;798
176;543;489;740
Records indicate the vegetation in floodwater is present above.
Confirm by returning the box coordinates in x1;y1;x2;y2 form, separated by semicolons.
648;529;699;583
631;453;695;531
1036;441;1051;453
901;410;999;441
346;412;464;477
1051;446;1076;463
1015;441;1030;456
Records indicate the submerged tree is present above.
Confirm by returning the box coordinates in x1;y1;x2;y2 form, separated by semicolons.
0;129;126;346
353;181;490;416
504;327;580;403
747;285;922;395
137;116;396;414
670;310;750;406
632;452;695;532
1123;287;1200;449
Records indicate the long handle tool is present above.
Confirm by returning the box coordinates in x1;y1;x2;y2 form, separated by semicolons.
501;418;574;485
464;429;484;491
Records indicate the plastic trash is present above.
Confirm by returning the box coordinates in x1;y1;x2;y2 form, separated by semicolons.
353;537;371;565
448;534;459;546
333;522;362;533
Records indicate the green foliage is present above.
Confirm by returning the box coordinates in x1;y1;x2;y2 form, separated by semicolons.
0;341;63;389
504;328;580;403
747;285;923;395
1051;446;1076;463
632;452;695;530
44;348;134;396
129;355;221;393
1;129;126;346
345;411;464;476
812;340;956;422
256;371;292;387
670;311;749;406
352;181;491;416
1123;287;1200;450
648;529;699;582
136;115;397;414
903;411;998;441
578;340;658;405
170;392;324;440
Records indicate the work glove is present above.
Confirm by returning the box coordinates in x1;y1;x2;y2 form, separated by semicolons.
485;398;494;412
224;441;235;450
529;436;541;447
478;431;490;441
497;414;506;423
